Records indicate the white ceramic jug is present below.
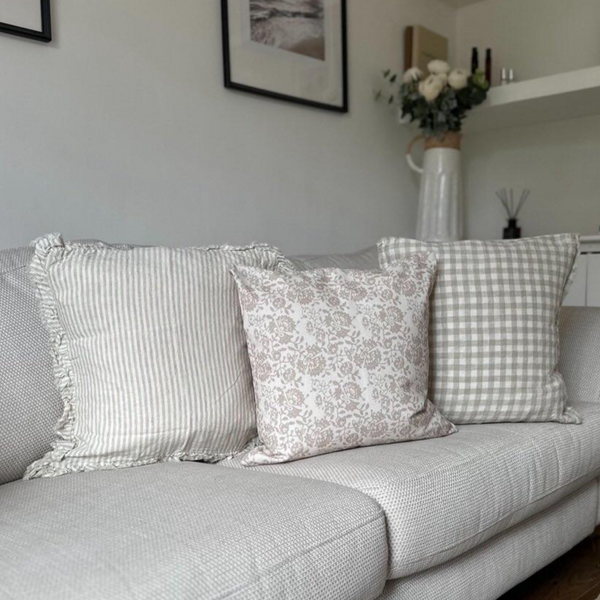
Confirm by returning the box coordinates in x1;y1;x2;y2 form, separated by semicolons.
406;133;463;242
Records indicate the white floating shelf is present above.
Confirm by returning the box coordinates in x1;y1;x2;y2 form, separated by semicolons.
464;65;600;133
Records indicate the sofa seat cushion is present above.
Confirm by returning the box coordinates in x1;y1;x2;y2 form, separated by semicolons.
0;463;387;600
224;401;600;579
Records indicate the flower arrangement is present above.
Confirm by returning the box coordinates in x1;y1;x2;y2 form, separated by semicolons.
378;60;489;138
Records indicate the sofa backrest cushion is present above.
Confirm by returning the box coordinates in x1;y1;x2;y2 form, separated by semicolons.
559;307;600;405
289;246;378;271
0;245;62;485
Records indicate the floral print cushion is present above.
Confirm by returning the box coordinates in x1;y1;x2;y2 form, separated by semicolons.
232;253;456;466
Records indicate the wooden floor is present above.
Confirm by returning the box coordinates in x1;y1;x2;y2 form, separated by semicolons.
500;526;600;600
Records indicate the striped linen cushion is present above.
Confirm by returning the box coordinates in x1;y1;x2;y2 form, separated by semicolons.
25;233;287;479
378;234;581;424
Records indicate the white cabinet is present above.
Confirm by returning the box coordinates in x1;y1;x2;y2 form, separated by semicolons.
587;254;600;307
564;255;588;307
563;236;600;307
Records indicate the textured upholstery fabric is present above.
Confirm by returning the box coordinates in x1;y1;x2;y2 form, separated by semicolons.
559;307;600;405
289;246;379;271
598;479;600;526
379;235;580;424
0;463;387;600
26;234;288;478
232;256;455;466
379;482;597;600
0;245;62;485
224;401;600;579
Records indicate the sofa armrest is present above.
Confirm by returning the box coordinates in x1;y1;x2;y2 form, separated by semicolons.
559;307;600;404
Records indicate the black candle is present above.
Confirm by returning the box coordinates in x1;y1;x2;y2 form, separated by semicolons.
471;48;479;75
485;49;492;85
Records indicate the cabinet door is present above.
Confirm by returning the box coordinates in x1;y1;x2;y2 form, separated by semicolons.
564;255;587;307
586;254;600;307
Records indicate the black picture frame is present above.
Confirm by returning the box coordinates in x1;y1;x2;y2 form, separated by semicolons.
221;0;348;113
0;0;52;43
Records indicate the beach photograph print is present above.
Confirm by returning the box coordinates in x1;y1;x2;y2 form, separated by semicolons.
249;0;325;61
222;0;347;111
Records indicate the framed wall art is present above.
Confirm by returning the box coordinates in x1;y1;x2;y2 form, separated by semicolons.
404;26;448;73
222;0;348;112
0;0;52;43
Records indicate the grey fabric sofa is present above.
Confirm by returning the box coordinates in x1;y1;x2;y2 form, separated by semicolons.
1;244;600;600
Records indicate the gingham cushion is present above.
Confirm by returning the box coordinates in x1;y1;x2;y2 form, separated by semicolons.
378;234;581;424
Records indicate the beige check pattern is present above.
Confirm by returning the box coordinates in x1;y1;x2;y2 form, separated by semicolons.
378;234;581;424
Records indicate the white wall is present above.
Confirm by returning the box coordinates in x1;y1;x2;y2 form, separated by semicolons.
463;115;600;240
457;0;600;85
0;0;456;254
457;0;600;240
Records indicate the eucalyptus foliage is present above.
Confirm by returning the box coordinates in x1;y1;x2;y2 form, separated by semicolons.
379;67;489;138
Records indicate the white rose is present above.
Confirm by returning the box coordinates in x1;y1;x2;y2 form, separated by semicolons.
448;68;469;90
428;59;451;75
419;74;445;102
402;67;423;84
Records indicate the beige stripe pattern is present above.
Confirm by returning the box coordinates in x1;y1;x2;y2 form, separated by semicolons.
25;234;287;479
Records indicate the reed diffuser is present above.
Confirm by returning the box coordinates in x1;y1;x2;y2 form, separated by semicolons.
495;188;529;239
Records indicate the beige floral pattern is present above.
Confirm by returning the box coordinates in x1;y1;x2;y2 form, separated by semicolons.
232;253;457;466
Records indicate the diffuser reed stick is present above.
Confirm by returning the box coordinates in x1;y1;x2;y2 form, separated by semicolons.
495;188;530;219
